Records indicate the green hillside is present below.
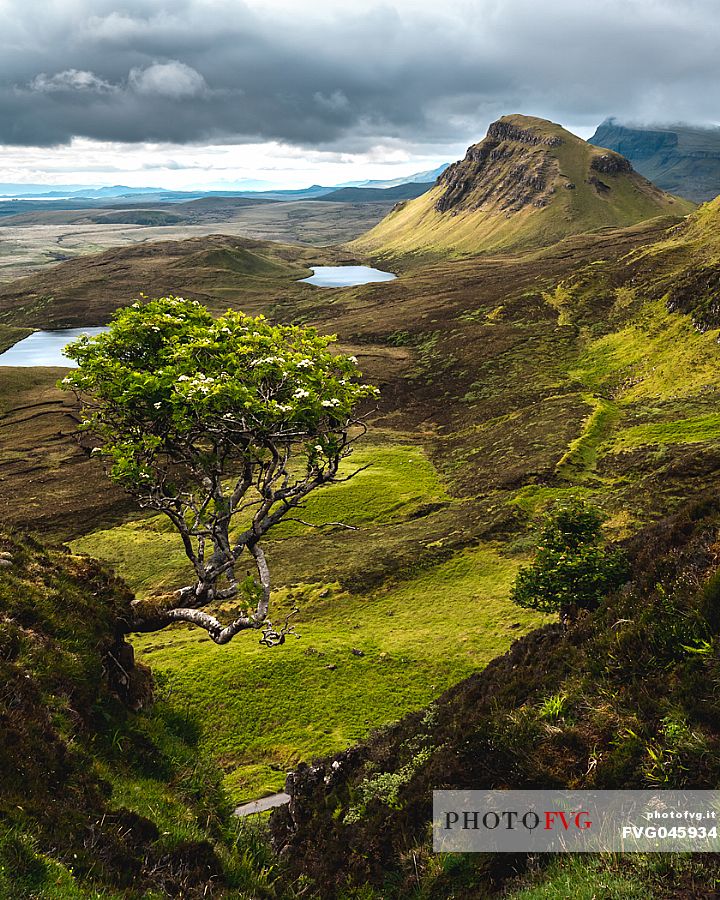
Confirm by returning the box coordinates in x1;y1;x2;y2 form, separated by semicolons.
352;114;694;258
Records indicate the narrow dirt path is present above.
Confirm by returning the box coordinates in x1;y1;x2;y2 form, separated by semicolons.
234;792;290;817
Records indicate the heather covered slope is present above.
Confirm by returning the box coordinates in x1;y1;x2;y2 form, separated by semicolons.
265;191;720;897
352;114;694;258
271;498;720;898
63;201;720;817
639;194;720;331
0;531;276;898
591;119;720;203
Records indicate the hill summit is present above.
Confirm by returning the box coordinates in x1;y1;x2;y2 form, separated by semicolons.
353;114;694;257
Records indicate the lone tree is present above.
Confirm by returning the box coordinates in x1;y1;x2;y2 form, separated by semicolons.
510;499;628;621
61;296;378;645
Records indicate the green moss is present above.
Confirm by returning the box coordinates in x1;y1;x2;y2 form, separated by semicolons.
555;396;620;478
608;412;720;451
572;300;720;402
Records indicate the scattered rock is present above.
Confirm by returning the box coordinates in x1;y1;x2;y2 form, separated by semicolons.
350;648;364;657
591;152;632;175
325;664;337;671
318;588;330;598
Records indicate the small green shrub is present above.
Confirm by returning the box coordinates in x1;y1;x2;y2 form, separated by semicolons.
538;693;567;721
344;748;433;824
511;500;628;618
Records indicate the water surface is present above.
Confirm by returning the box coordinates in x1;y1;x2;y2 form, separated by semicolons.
300;265;396;287
0;327;107;367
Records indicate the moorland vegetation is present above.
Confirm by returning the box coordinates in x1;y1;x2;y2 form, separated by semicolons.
1;116;720;897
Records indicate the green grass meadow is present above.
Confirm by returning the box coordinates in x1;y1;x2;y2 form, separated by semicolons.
73;444;546;803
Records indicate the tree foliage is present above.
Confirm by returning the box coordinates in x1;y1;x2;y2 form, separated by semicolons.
510;500;628;618
61;296;378;644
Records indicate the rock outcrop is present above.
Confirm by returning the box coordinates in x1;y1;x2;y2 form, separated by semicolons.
434;138;559;214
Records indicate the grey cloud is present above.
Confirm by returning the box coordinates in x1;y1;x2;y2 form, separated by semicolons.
128;61;207;98
0;0;719;151
30;69;117;93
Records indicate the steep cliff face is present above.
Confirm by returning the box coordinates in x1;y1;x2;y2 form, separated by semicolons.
433;131;561;215
352;114;694;258
591;119;720;202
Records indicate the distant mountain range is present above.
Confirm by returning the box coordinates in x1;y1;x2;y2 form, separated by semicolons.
315;181;436;203
0;164;449;204
590;119;720;203
0;183;170;199
354;114;694;258
338;164;448;189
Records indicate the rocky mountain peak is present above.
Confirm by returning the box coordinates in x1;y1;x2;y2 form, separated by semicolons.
433;116;567;216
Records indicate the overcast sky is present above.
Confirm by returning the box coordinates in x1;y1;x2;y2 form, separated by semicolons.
1;0;719;190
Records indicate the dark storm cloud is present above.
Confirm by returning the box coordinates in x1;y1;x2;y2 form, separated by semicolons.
1;0;719;149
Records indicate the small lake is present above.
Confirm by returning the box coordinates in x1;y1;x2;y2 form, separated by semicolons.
300;265;396;287
0;327;107;367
